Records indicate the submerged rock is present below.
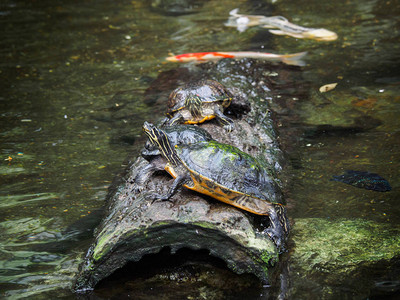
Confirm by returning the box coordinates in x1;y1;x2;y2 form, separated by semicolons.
331;170;391;192
150;0;206;15
290;218;400;298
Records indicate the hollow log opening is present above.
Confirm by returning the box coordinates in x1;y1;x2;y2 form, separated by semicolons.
94;247;264;299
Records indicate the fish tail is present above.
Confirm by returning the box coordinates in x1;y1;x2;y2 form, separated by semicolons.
229;8;240;16
281;51;307;66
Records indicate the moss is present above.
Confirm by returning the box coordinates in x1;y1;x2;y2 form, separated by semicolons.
292;218;400;275
92;227;140;261
152;220;175;227
191;222;218;230
93;234;115;261
260;250;276;265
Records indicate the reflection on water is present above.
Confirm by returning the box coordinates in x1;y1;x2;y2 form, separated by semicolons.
0;0;399;298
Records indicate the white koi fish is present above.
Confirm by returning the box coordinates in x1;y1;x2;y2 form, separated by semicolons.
225;8;338;42
166;51;307;66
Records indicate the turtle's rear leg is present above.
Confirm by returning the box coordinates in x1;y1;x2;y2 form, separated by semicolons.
274;203;290;237
265;204;289;252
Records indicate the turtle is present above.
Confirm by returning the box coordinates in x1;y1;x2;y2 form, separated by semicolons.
142;122;289;250
134;124;213;191
165;79;235;131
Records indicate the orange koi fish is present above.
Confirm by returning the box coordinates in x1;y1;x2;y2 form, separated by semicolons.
166;51;307;66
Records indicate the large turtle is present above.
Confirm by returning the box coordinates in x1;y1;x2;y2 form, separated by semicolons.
142;122;289;250
134;125;213;191
165;79;235;131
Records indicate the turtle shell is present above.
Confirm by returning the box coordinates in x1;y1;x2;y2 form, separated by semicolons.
176;141;283;205
167;79;233;113
141;125;212;160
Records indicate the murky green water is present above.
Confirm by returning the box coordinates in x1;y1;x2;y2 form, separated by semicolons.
1;0;399;298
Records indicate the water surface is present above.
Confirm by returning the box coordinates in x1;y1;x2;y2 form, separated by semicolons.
1;0;399;298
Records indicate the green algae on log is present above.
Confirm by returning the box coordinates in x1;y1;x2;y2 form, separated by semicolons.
74;83;284;291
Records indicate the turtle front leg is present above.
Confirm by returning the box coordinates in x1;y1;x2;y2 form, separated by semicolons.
150;173;191;202
265;204;288;252
166;113;184;126
214;107;234;132
157;117;170;127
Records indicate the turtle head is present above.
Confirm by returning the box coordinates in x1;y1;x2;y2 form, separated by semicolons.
142;122;180;166
142;122;160;145
184;94;202;118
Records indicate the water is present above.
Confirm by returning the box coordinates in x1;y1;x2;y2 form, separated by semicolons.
1;0;399;298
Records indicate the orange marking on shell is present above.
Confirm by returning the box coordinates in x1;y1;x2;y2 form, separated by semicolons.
164;164;270;215
184;115;215;124
187;174;269;215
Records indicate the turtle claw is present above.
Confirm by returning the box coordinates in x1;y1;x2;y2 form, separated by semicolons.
131;183;145;194
148;193;173;204
223;123;234;132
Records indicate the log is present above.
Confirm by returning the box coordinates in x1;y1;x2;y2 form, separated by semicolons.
74;62;289;292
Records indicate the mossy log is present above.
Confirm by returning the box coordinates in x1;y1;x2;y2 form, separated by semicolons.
74;66;287;292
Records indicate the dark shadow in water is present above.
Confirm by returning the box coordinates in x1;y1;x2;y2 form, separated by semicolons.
29;208;105;254
92;247;267;300
302;116;382;139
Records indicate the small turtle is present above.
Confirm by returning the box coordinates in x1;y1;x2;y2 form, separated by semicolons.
134;125;213;191
142;122;289;250
165;79;235;131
